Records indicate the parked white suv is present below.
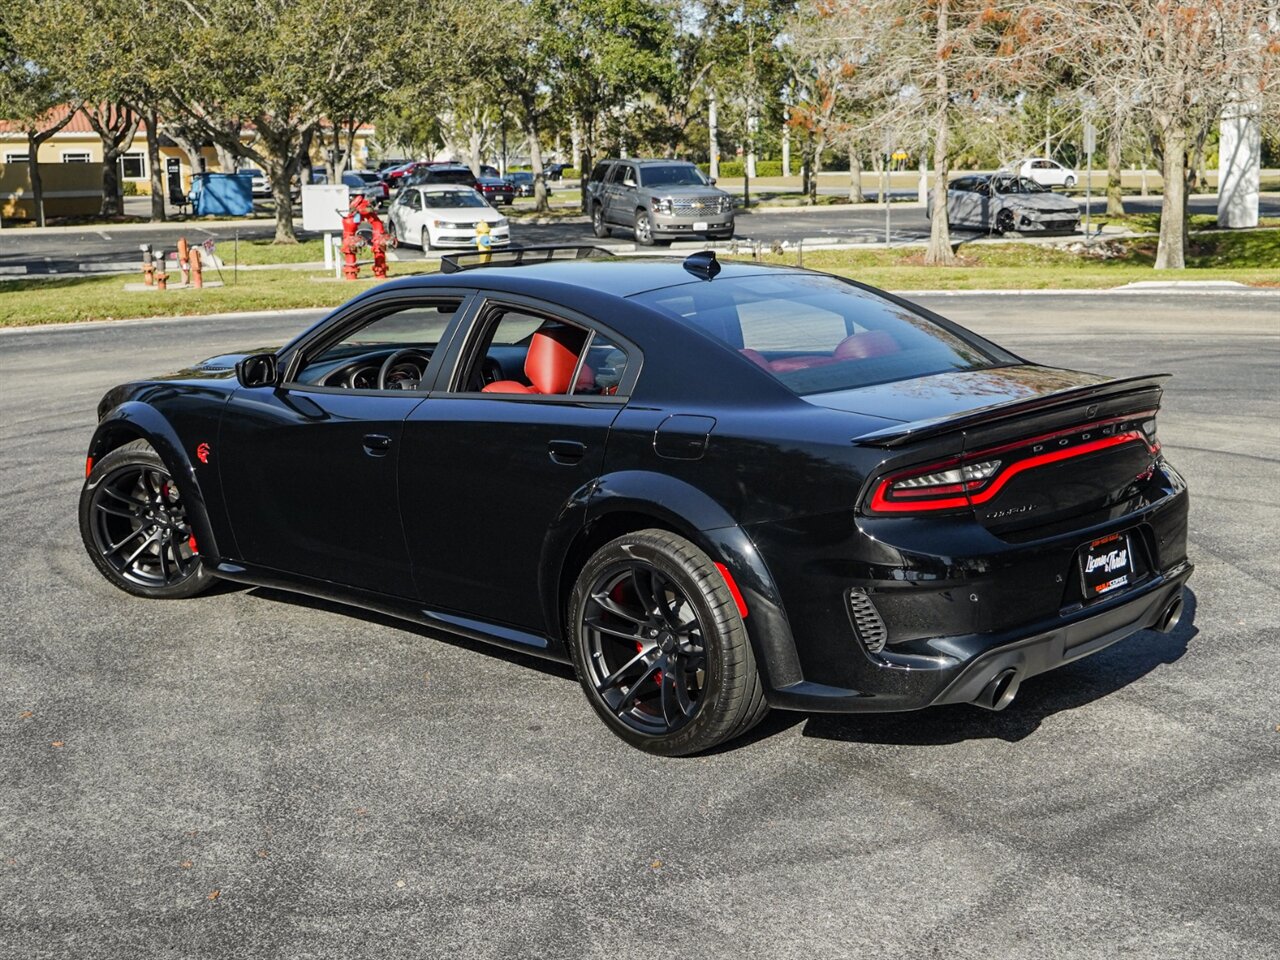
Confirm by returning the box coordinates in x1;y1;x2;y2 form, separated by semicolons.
1018;158;1076;189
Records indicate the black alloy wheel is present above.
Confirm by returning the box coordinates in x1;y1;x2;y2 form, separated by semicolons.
996;208;1017;235
569;530;768;755
80;440;214;599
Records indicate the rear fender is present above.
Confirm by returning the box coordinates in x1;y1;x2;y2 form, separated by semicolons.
86;402;222;562
540;470;803;692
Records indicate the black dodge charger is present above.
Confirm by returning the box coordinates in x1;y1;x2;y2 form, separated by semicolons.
79;249;1192;755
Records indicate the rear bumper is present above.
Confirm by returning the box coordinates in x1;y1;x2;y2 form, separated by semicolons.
767;561;1192;712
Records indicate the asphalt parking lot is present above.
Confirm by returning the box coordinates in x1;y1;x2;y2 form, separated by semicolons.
2;290;1277;959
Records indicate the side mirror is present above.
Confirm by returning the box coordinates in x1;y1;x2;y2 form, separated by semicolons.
236;352;279;388
708;177;717;186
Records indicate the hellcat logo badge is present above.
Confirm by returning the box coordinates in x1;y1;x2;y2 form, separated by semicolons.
196;442;211;464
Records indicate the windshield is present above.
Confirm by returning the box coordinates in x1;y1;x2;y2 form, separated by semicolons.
992;176;1049;194
422;191;488;209
631;274;1012;395
639;164;709;187
350;172;380;183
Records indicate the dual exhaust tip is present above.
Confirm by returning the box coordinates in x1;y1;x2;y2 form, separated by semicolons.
972;595;1184;712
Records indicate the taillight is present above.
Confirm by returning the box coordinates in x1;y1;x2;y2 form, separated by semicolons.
866;412;1160;515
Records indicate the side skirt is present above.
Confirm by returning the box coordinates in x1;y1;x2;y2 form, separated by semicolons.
213;561;570;663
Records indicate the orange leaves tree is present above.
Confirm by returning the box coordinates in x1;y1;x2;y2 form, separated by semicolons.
1039;0;1280;269
789;0;1047;264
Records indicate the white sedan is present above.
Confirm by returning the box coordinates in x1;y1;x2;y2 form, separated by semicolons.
1018;157;1077;189
387;184;511;250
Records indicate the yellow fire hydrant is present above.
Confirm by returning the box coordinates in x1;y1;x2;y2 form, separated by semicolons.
474;220;493;262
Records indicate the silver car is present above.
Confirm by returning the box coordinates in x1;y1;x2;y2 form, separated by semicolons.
929;173;1080;234
586;159;735;245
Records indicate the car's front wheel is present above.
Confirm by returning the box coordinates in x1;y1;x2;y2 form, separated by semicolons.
79;440;214;599
592;204;611;238
995;208;1017;234
633;209;655;246
420;226;434;252
568;530;769;755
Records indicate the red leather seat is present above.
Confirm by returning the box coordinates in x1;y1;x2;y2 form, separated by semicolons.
768;355;841;372
740;348;772;370
483;324;588;395
834;330;898;360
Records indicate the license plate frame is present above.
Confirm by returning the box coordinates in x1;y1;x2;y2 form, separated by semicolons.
692;220;709;231
1078;531;1135;600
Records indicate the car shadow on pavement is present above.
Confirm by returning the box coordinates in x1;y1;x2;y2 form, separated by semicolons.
245;587;578;681
800;588;1198;747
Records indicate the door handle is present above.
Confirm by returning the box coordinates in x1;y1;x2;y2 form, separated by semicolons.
362;433;393;456
548;439;586;465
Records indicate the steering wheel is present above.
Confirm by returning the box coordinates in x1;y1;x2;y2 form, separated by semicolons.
377;348;433;391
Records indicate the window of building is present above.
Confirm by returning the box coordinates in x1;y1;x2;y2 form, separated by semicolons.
4;152;30;164
120;152;146;180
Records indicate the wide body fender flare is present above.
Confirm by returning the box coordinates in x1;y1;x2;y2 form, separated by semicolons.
539;470;803;692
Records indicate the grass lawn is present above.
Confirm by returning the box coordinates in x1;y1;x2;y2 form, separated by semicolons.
731;230;1280;290
0;261;437;327
2;230;1275;327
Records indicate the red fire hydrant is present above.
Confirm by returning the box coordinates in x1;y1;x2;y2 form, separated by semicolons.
366;206;389;280
189;247;203;289
177;236;190;286
339;200;362;281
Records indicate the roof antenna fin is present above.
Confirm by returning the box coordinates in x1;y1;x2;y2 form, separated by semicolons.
683;250;720;281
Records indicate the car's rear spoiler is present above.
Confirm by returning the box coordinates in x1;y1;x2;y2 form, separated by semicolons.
854;374;1171;448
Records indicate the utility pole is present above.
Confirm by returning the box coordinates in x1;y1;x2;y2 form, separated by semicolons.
1083;118;1096;244
708;89;719;179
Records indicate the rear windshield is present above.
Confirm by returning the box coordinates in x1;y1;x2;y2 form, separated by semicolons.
631;273;1012;395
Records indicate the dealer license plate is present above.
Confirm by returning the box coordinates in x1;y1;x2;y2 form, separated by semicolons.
693;221;709;231
1079;532;1134;599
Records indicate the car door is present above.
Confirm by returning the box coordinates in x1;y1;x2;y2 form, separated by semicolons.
947;178;973;226
604;163;633;224
217;291;470;597
399;293;640;633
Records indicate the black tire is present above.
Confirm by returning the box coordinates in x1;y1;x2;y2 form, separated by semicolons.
1064;175;1076;188
995;208;1016;235
591;204;611;238
567;529;769;755
633;209;655;246
79;440;215;600
420;226;434;252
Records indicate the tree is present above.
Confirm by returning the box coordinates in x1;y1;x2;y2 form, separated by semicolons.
789;0;1046;264
1043;0;1280;268
537;0;677;208
0;22;80;227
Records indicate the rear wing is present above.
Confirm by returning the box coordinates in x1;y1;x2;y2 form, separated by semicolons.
855;374;1171;448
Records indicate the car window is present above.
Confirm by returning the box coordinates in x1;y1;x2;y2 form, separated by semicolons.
632;274;1013;396
402;190;422;211
422;190;488;209
574;332;630;396
639;164;708;187
590;162;612;183
292;299;464;389
620;165;637;186
453;304;622;398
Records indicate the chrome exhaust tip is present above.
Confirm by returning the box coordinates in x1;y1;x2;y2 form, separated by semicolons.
973;668;1020;711
1156;596;1184;634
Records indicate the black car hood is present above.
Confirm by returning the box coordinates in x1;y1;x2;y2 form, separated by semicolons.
805;365;1110;424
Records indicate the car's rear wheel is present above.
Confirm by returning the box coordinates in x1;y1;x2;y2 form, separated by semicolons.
568;530;769;755
633;209;655;246
1064;175;1076;188
592;204;611;238
79;440;214;599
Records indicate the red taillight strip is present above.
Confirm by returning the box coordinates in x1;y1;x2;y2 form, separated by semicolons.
869;429;1154;514
968;431;1146;505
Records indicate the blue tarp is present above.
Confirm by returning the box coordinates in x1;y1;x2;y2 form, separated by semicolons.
189;173;254;217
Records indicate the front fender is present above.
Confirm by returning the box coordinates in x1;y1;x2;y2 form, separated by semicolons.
87;401;223;563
